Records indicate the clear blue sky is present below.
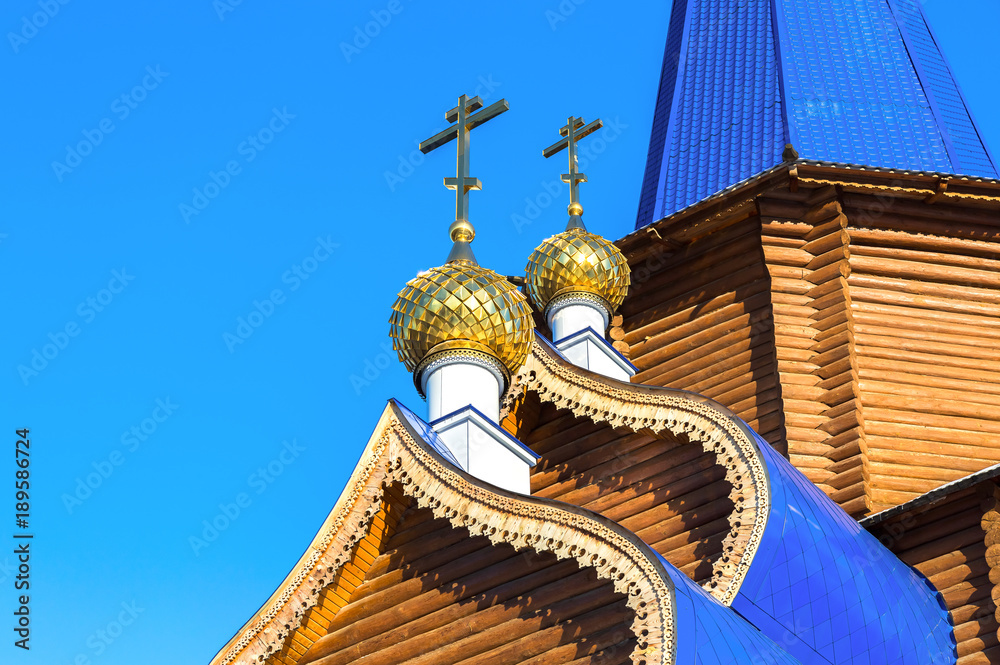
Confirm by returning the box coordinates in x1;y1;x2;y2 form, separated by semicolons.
3;1;997;663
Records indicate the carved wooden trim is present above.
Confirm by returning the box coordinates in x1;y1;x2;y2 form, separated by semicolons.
503;337;771;606
797;176;998;203
211;404;677;665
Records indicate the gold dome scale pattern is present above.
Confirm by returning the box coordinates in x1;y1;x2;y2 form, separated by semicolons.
389;262;534;375
524;227;631;315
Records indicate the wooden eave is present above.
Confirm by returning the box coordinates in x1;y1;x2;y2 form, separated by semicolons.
617;161;1000;261
861;462;1000;529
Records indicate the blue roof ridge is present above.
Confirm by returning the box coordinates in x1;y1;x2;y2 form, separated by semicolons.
896;0;999;173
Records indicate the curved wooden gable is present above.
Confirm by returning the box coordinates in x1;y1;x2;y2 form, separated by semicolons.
503;337;771;605
210;401;677;665
509;395;735;588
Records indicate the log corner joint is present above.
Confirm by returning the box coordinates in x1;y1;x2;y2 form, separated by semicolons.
924;177;950;204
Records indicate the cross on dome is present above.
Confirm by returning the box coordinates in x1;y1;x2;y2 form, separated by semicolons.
543;115;603;224
419;94;509;263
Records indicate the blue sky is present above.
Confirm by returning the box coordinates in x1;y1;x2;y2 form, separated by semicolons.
2;1;997;663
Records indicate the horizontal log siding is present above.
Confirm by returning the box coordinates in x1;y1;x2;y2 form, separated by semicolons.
866;483;999;664
622;215;786;451
298;494;635;665
523;401;734;586
844;200;1000;512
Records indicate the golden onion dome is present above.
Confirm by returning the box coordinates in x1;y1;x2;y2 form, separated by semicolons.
524;226;630;315
389;261;534;377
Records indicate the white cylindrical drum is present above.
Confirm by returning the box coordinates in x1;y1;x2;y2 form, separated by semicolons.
420;354;504;422
547;297;609;342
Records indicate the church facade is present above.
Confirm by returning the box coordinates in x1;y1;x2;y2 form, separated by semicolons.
210;1;1000;663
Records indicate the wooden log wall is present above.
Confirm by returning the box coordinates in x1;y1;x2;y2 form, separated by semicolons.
983;484;1000;664
268;486;411;665
517;395;735;586
620;215;786;451
294;486;636;665
619;179;1000;516
841;195;1000;512
866;482;1000;664
757;186;867;517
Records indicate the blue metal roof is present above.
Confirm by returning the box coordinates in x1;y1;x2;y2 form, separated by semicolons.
392;398;463;468
636;0;997;228
664;553;801;663
735;431;956;664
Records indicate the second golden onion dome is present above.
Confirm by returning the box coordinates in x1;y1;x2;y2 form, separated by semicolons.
524;227;631;315
389;261;535;378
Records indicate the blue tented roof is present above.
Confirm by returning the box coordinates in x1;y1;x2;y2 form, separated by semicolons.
635;0;997;228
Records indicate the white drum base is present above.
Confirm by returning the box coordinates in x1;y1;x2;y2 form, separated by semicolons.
421;358;502;422
547;296;634;381
431;407;538;495
548;302;608;341
555;328;636;382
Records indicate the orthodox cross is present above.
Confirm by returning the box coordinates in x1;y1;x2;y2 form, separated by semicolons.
420;94;509;227
542;116;603;217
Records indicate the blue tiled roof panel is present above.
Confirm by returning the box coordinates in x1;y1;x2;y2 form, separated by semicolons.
662;552;802;664
888;0;997;177
635;0;998;228
777;0;952;172
736;432;956;664
648;0;786;224
636;0;691;227
391;399;463;468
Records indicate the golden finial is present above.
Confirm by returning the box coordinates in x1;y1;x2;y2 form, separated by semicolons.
542;116;603;229
419;94;509;264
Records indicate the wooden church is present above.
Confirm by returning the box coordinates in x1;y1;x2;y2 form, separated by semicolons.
210;0;1000;663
